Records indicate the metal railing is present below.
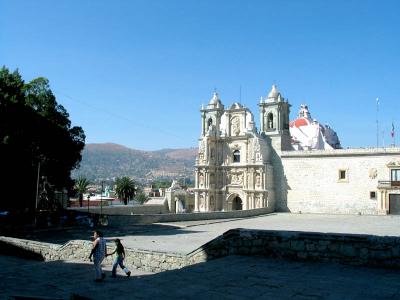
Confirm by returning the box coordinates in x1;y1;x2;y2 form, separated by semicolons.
378;181;400;188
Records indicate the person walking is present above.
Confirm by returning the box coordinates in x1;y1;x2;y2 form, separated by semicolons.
88;230;107;282
106;238;131;278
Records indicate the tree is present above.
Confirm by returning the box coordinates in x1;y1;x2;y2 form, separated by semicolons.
74;176;90;207
115;176;137;205
0;66;85;212
135;192;149;204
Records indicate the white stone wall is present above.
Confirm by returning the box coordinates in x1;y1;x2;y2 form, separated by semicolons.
278;148;400;214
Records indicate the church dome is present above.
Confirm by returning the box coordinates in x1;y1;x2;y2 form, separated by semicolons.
267;84;280;99
230;102;243;109
209;92;221;105
289;104;341;150
207;92;223;109
290;118;312;128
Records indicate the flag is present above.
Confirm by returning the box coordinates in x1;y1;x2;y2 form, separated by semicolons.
376;97;380;105
391;122;395;138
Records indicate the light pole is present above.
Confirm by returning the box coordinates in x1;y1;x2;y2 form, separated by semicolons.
100;181;103;217
35;161;41;212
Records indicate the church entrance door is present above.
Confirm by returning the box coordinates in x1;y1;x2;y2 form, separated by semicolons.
389;194;400;214
232;196;243;210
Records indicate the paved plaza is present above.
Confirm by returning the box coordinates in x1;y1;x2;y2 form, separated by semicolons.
2;213;400;299
1;254;400;299
21;213;400;254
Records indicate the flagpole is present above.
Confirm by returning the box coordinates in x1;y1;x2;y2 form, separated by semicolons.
376;97;379;148
391;121;395;147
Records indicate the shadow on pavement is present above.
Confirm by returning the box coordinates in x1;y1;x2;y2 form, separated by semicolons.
6;224;201;245
1;255;400;300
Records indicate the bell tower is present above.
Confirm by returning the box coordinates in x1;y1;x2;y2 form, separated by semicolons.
259;84;292;151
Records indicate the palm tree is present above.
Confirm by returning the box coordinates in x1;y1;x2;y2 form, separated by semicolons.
115;176;136;205
74;176;90;207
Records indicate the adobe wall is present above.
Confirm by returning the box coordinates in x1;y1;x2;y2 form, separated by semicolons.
275;148;400;214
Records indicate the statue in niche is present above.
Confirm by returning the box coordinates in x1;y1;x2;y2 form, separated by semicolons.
210;173;215;184
256;173;261;187
199;173;204;187
209;195;215;211
256;195;262;208
210;148;215;160
231;116;240;136
217;148;223;163
199;195;205;210
199;141;205;161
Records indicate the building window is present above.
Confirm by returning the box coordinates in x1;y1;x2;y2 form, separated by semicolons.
391;169;400;181
207;118;213;128
233;150;240;163
370;191;376;199
267;113;274;129
338;169;348;182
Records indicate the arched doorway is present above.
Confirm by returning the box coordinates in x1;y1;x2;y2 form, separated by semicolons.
232;196;243;210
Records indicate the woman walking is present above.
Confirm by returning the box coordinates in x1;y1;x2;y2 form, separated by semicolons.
88;230;107;282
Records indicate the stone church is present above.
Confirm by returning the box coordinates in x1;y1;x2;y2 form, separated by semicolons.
193;85;400;215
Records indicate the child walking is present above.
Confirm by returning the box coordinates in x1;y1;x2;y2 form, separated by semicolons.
106;238;131;278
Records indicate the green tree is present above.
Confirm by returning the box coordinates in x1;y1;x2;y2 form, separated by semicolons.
115;176;137;205
136;192;149;204
74;176;90;207
0;66;85;212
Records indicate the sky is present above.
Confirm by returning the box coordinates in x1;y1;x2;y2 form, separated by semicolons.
1;0;400;151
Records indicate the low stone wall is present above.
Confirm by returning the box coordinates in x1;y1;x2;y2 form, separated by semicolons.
1;228;400;273
0;236;189;272
106;207;274;225
72;204;168;216
195;229;400;268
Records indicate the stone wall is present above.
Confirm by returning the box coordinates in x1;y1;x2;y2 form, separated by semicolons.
2;228;400;272
196;229;400;268
106;207;274;226
276;147;400;214
72;204;168;216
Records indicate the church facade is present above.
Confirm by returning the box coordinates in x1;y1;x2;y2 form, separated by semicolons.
193;85;400;215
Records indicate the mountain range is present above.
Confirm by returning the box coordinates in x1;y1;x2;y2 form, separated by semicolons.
72;143;198;183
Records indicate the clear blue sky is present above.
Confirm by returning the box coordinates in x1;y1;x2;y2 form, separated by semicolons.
2;0;399;150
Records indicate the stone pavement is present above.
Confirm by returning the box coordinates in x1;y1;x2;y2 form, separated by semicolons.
19;213;400;254
1;254;400;299
3;213;400;299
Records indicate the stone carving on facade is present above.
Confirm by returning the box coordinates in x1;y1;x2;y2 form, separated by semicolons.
387;160;400;168
230;172;243;185
231;116;240;136
369;168;378;179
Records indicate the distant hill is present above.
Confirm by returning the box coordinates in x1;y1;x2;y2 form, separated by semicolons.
72;143;198;183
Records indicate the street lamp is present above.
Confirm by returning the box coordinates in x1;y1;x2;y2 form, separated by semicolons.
100;181;103;217
87;195;90;214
